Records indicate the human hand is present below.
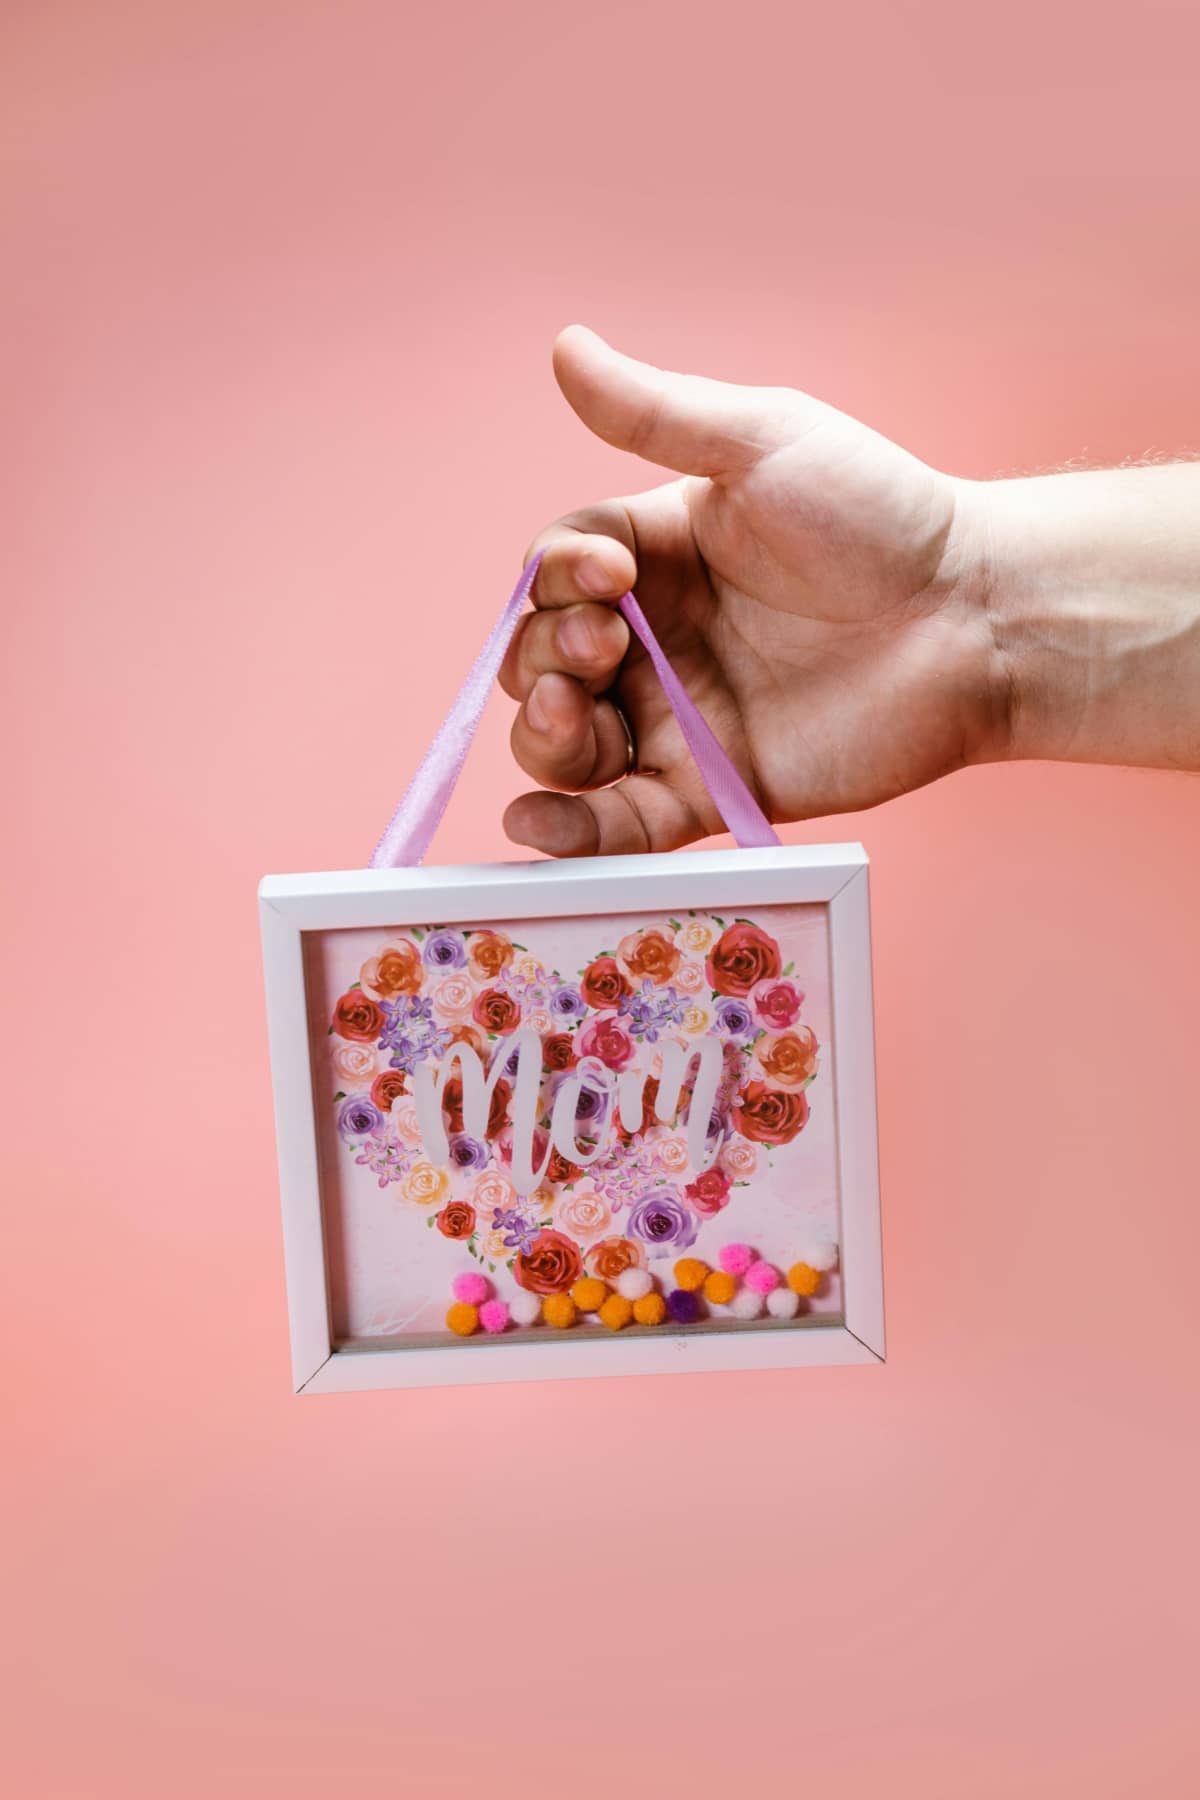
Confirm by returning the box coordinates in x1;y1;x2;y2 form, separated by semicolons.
500;325;1004;856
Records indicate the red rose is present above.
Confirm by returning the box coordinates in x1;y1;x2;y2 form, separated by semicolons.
436;1200;476;1240
542;1034;578;1072
441;1074;512;1139
684;1166;732;1216
472;987;521;1034
514;1229;583;1295
578;1015;635;1071
706;923;782;998
546;1147;580;1186
332;989;386;1042
370;1069;407;1112
732;1079;809;1145
615;1075;661;1143
580;956;632;1011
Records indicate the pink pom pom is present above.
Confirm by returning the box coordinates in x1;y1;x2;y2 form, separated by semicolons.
478;1299;509;1334
718;1243;756;1276
452;1272;489;1306
746;1260;781;1294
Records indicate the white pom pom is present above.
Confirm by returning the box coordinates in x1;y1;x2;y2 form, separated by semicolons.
509;1291;542;1327
729;1287;763;1321
802;1240;839;1273
616;1267;653;1301
766;1286;800;1319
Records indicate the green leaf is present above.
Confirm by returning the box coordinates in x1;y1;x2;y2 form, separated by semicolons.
734;917;755;926
333;1091;345;1101
668;917;683;931
411;926;425;941
712;915;727;928
426;1215;435;1228
487;1262;496;1273
783;961;795;976
511;942;527;951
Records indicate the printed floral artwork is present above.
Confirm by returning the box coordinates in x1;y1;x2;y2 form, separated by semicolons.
312;905;840;1341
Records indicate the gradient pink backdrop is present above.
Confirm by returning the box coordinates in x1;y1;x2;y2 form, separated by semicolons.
4;3;1200;1794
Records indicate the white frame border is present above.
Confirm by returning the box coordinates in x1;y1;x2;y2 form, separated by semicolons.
259;844;884;1392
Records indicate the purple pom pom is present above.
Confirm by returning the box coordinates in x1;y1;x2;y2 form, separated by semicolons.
667;1288;703;1325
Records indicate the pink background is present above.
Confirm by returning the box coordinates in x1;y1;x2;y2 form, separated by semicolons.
4;2;1199;1794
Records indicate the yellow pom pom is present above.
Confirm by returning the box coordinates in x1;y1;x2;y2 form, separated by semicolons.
571;1277;608;1313
674;1257;709;1293
542;1292;577;1329
598;1293;634;1332
633;1291;667;1327
446;1302;479;1337
788;1261;821;1297
703;1270;737;1305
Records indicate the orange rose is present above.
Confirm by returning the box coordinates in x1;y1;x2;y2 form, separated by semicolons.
468;930;514;980
585;1235;648;1281
618;927;681;986
732;1079;809;1145
436;1200;476;1240
441;1074;512;1139
360;939;423;1000
332;989;386;1042
514;1229;583;1295
706;923;782;998
370;1069;407;1112
757;1027;819;1088
472;988;521;1035
580;956;632;1011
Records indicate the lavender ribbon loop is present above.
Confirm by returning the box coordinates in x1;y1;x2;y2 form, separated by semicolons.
368;553;779;869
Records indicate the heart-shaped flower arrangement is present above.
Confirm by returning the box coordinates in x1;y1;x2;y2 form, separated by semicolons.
328;913;819;1295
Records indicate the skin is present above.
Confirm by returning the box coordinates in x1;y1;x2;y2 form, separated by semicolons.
500;326;1200;857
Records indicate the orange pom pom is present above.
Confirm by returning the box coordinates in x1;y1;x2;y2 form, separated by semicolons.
703;1270;737;1305
542;1292;577;1329
571;1277;608;1313
787;1261;821;1297
674;1257;708;1293
446;1302;479;1337
632;1291;667;1327
599;1293;634;1332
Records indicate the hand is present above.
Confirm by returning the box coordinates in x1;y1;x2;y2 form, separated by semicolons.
501;325;1003;856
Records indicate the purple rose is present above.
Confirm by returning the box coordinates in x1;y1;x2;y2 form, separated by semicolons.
337;1094;384;1139
626;1188;699;1258
549;1065;610;1126
715;996;755;1040
550;983;586;1021
423;929;467;969
448;1133;489;1172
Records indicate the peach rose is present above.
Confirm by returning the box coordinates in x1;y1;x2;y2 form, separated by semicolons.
652;1133;691;1175
756;1026;819;1087
618;927;681;986
674;960;706;995
360;939;422;1000
467;930;514;980
472;1170;518;1215
677;919;714;954
682;1005;712;1036
515;955;545;984
390;1098;423;1146
554;1186;613;1243
430;974;475;1022
402;1161;449;1206
585;1235;648;1281
524;1007;554;1036
719;1138;759;1179
330;1040;379;1089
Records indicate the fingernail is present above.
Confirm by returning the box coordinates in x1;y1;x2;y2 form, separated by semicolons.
558;610;596;664
526;680;553;733
576;554;614;597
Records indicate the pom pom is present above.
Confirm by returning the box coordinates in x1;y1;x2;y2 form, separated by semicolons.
766;1287;800;1320
802;1240;839;1273
674;1257;708;1293
509;1290;542;1328
616;1267;653;1301
571;1277;608;1313
446;1302;479;1337
542;1293;577;1329
599;1293;634;1332
452;1271;489;1307
787;1261;822;1297
718;1242;756;1276
746;1260;781;1295
667;1288;703;1325
703;1270;737;1305
633;1292;667;1326
478;1298;509;1334
729;1287;763;1321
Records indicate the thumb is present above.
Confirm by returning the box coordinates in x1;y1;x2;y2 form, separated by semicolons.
552;324;805;478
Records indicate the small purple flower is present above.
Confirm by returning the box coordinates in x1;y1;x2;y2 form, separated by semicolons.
715;996;755;1040
550;983;586;1022
354;1136;410;1188
423;929;467;969
624;979;688;1043
380;994;453;1073
626;1187;699;1258
490;1205;542;1255
337;1094;384;1139
448;1133;489;1172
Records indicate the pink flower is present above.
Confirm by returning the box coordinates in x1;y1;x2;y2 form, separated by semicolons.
430;974;475;1022
719;1138;759;1180
684;1166;732;1216
674;961;706;994
554;1186;613;1243
750;977;805;1031
578;1015;636;1071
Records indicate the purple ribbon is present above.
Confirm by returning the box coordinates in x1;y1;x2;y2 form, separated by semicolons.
368;552;780;868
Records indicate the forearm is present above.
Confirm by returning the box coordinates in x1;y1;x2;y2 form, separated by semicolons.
964;464;1200;772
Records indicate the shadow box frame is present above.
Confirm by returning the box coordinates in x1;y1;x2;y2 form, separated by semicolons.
259;843;885;1394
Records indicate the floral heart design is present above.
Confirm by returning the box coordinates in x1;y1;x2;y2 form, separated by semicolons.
328;913;819;1294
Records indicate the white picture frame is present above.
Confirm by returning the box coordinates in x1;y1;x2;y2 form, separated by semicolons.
259;843;884;1392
